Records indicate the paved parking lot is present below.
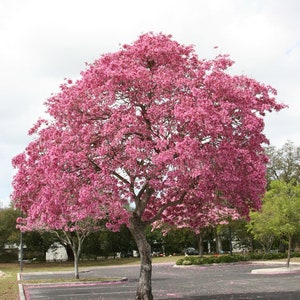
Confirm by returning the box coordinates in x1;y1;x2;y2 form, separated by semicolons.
21;262;300;299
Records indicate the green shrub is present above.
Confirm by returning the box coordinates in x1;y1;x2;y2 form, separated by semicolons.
262;252;275;260
0;252;18;263
277;252;286;259
217;255;238;263
176;258;184;265
175;252;300;266
235;254;250;261
248;252;262;260
203;256;217;264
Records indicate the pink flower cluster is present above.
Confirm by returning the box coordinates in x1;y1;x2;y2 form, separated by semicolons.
11;33;285;233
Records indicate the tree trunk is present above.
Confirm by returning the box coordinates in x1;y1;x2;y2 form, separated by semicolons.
129;213;153;300
56;231;86;280
74;251;80;279
228;226;233;256
70;235;83;279
287;235;292;268
215;229;222;254
198;231;204;257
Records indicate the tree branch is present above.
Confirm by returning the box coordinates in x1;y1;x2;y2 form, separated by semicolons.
135;184;155;219
112;170;131;185
146;191;187;225
87;155;101;172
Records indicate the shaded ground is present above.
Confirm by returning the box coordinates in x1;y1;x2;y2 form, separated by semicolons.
21;262;300;299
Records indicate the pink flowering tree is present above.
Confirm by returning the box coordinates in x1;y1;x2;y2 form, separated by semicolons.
12;33;284;299
155;201;241;256
12;124;109;279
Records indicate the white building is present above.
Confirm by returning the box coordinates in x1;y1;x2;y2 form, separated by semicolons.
46;242;68;262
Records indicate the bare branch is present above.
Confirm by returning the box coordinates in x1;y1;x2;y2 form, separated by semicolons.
112;170;131;185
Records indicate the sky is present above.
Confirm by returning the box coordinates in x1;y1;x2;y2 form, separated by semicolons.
1;0;299;208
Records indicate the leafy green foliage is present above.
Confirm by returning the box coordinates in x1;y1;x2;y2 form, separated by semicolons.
266;141;300;185
0;207;19;250
163;228;198;254
23;231;59;260
176;252;298;265
248;180;300;248
82;225;136;258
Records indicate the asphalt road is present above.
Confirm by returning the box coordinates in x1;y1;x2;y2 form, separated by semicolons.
21;262;300;299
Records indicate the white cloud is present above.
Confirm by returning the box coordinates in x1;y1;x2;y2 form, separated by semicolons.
1;0;300;207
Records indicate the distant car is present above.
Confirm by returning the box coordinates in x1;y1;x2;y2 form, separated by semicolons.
121;251;133;258
151;251;161;257
184;247;198;255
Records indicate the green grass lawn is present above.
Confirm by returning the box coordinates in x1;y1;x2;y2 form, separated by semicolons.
0;263;20;300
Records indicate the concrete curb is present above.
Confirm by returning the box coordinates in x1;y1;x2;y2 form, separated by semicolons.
250;260;300;265
18;273;26;300
251;266;300;274
18;271;128;300
250;261;300;274
21;277;128;286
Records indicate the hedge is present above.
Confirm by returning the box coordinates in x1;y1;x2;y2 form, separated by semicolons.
176;252;299;266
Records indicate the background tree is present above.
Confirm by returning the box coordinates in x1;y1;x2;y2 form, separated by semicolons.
162;227;197;255
224;218;257;253
12;125;108;279
22;231;59;261
0;207;19;259
0;207;19;247
0;206;59;262
12;33;284;299
265;180;300;267
266;141;300;184
145;227;165;255
53;219;103;278
164;203;240;256
80;231;102;259
247;203;277;253
248;180;300;267
89;225;136;258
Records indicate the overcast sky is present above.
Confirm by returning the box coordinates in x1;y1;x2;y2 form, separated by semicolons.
1;0;299;207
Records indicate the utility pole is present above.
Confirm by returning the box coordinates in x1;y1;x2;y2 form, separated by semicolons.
19;208;24;272
19;229;23;272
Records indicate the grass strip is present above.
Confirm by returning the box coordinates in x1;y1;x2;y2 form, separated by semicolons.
22;277;126;285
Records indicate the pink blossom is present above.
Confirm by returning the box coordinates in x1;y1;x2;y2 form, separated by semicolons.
12;32;285;266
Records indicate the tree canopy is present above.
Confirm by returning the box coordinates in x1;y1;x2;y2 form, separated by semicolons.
266;141;300;184
248;180;300;266
12;33;284;299
0;207;19;250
